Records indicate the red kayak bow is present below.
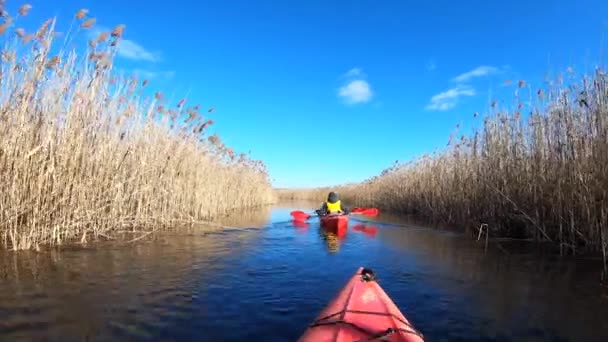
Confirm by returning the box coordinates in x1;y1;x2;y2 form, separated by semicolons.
298;267;424;341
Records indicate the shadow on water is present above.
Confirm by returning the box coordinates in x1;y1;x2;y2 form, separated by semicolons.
0;201;607;341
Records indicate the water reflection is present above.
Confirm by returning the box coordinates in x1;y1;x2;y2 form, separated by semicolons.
371;219;608;342
0;230;263;340
352;223;378;238
1;203;607;341
0;209;271;341
291;220;309;229
318;229;343;254
216;205;273;228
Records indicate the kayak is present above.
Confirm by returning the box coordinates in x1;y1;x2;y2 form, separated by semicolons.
298;267;424;342
319;214;349;235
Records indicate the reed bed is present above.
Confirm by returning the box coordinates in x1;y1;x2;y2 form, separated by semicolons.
280;69;608;264
274;188;330;201
0;5;275;251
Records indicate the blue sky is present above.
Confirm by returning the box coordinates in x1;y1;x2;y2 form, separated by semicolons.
11;0;608;188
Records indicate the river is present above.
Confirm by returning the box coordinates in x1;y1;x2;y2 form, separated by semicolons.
1;202;607;341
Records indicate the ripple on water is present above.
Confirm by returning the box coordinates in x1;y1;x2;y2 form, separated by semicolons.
0;289;53;334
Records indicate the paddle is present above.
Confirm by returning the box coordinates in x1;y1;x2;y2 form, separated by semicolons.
290;210;313;221
290;208;379;222
350;207;379;216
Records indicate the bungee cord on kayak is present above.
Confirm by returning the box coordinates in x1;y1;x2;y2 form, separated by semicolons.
361;327;425;342
307;309;424;341
360;268;377;282
298;267;425;341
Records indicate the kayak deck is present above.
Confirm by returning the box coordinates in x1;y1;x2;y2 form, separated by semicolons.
298;267;424;342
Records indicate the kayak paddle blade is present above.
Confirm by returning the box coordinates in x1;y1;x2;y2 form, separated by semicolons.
350;207;379;216
290;210;312;221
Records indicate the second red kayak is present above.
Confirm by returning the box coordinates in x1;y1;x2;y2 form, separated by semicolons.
298;267;424;342
319;214;349;235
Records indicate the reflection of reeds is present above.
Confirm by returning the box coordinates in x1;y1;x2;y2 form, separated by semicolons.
376;227;608;342
0;230;258;340
283;68;608;266
0;7;275;251
215;206;273;228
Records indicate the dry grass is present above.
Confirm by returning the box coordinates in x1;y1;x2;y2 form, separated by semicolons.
274;188;330;201
0;5;275;251
279;68;608;265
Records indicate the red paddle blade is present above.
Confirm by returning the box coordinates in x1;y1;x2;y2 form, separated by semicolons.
290;210;311;221
350;208;379;216
365;208;379;216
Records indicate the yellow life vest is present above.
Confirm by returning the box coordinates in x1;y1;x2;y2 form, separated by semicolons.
326;200;342;213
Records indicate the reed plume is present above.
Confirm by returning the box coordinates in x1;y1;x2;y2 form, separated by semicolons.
0;5;275;251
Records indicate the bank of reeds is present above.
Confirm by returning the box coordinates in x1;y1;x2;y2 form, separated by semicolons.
274;188;330;201
280;69;608;264
0;6;275;251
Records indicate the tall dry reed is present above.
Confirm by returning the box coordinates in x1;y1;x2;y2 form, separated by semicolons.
0;5;275;251
274;188;330;202
280;68;608;265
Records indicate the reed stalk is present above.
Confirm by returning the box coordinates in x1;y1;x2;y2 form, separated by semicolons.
0;5;275;251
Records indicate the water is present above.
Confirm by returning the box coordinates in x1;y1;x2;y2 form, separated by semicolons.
1;203;607;341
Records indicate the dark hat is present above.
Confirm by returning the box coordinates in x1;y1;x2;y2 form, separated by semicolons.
327;191;339;203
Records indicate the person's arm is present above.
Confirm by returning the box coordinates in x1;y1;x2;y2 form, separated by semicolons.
342;203;350;214
316;202;328;216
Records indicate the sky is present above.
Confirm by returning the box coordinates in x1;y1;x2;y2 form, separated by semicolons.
10;0;608;188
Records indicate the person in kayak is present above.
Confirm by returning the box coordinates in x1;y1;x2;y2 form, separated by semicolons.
315;191;350;216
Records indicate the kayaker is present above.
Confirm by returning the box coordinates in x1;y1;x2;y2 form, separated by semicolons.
315;191;350;216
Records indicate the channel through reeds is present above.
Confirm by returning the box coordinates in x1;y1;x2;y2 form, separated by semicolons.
278;68;608;267
0;4;275;251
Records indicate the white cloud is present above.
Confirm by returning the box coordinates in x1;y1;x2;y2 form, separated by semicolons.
116;39;160;62
88;26;160;62
451;65;499;83
344;67;364;78
132;69;175;80
337;67;373;104
424;64;506;111
425;85;476;111
338;80;373;104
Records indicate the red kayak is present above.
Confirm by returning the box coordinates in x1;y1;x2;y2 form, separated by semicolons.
319;214;349;235
298;267;424;342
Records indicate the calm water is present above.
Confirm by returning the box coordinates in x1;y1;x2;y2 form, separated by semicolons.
1;203;607;341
